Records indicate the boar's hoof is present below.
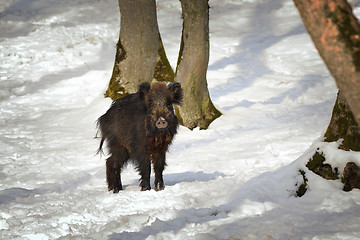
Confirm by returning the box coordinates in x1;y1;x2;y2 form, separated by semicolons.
141;185;151;191
108;185;122;193
156;117;168;129
154;184;165;192
140;181;151;191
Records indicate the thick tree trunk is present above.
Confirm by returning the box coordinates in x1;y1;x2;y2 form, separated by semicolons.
175;0;221;130
293;0;360;126
106;0;159;100
293;0;360;194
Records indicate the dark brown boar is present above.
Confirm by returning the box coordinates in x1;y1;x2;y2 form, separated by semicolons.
97;82;183;192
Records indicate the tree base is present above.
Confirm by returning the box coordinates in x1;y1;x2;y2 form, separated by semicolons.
298;91;360;195
324;92;360;151
343;162;360;191
306;152;339;180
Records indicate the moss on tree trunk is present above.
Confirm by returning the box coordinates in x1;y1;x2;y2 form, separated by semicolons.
306;152;339;180
324;92;360;151
106;41;128;100
153;34;175;83
296;170;308;197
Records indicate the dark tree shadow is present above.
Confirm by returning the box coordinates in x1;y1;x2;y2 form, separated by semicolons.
0;0;118;38
0;42;114;103
122;171;226;191
209;0;306;102
0;171;92;205
223;74;326;111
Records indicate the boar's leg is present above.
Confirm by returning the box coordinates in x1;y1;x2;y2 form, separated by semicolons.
106;156;122;193
138;154;152;191
153;152;166;191
106;146;128;193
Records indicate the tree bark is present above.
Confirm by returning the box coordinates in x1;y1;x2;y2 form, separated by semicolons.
293;0;360;126
175;0;221;130
106;0;159;100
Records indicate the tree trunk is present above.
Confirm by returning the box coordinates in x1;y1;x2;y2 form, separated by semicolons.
293;0;360;126
106;0;159;100
175;0;221;130
294;0;360;193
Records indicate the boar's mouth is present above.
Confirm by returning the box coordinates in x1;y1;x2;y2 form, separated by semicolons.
155;117;168;129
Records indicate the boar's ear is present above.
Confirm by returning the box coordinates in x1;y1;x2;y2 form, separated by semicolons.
168;82;183;105
139;82;151;99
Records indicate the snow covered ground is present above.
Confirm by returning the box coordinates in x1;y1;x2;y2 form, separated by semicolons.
1;0;360;239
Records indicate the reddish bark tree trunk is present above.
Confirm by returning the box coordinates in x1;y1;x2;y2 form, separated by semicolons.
293;0;360;126
294;0;360;193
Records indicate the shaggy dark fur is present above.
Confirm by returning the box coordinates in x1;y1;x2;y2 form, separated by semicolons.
97;82;183;192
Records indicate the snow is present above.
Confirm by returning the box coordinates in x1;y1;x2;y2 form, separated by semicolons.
1;0;360;239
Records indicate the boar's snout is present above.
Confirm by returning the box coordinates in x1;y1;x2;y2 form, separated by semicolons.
156;117;168;129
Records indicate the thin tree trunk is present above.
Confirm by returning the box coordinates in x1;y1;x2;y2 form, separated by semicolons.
293;0;360;126
175;0;221;130
106;0;159;100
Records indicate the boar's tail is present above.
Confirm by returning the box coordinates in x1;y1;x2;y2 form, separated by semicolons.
95;118;105;156
96;137;105;156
